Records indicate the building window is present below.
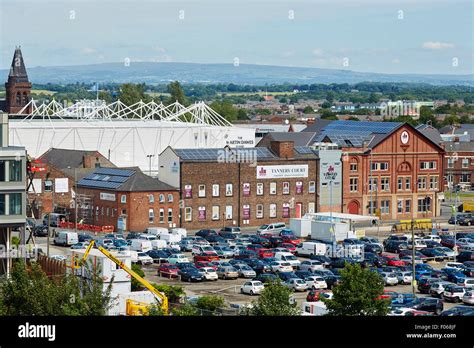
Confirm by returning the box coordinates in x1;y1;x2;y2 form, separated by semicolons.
225;205;232;220
380;200;390;215
198;185;206;197
256;204;264;218
381;177;390;192
418;197;431;212
0;194;4;215
243;183;251;197
349;178;358;192
44;180;53;192
149;194;154;203
417;176;427;190
269;203;277;218
101;207;104;216
430;176;438;190
159;208;164;223
184;185;192;198
159;194;165;203
308;202;315;213
9;160;22;182
282;203;290;218
212;206;220;220
212;184;220;197
256;183;264;196
111;209;115;217
405;177;411;190
149;209;154;223
462;158;469;168
308;181;316;193
167;194;173;202
168;208;173;223
447;158;454;168
282;182;290;195
296;181;303;194
405;200;411;213
8;193;22;215
369;178;378;192
420;161;437;170
397;178;403;191
397;199;403;214
270;182;277;195
121;195;126;203
185;207;192;222
460;174;471;183
368;200;377;215
350;163;358;171
0;161;5;181
371;162;388;171
225;184;233;196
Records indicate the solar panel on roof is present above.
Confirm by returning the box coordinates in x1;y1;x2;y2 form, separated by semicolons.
77;179;122;189
294;146;315;154
108;175;129;183
95;167;135;177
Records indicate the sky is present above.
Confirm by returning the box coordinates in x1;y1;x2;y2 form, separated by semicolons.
0;0;472;75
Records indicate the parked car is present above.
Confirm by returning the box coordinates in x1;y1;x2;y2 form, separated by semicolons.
380;271;399;286
234;249;258;259
443;285;467;303
403;297;444;315
418;277;441;294
434;247;457;259
459;216;474;226
310;255;332;266
420;248;447;261
278;271;298;282
384;241;408;253
279;243;297;254
284;278;308;292
233;264;257;278
240;280;264;295
440;305;474;316
157;263;179;276
246;259;272;274
257;222;286;235
178;268;204;282
457;277;474;288
364;252;387;267
54;231;79;246
299;260;324;272
304;276;327;290
306;289;333;302
70;242;89;249
212;245;234;259
274;251;301;268
254;273;279;285
266;236;284;248
281;235;301;246
458;251;474;263
269;261;293;273
135;252;153;265
220;226;241;234
381;254;406;267
462;290;474;305
257;248;275;259
147;249;172;263
457;238;474;251
430;281;454;298
167;254;190;264
216;266;239;280
200;267;218;281
396;271;413;285
33;224;49;237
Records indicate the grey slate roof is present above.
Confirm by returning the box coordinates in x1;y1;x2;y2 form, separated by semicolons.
416;124;442;145
39;148;112;170
302;119;335;133
8;47;29;83
256;132;316;147
443;141;474;153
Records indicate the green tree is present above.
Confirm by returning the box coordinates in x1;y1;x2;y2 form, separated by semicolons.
152;284;185;304
167;81;188;106
171;302;199;316
279;97;288;103
419;106;438;127
326;91;335;103
195;295;225;315
321;101;332;109
237;108;249;120
210;101;238;122
368;92;379;103
118;83;149;106
322;264;389;316
442;114;460;126
131;264;145;291
248;281;299;316
303;105;314;114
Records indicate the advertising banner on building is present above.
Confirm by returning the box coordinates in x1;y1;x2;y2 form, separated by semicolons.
282;203;290;218
100;192;116;201
184;185;192;198
243;183;250;196
198;206;206;221
296;181;303;194
243;204;250;219
256;165;308;179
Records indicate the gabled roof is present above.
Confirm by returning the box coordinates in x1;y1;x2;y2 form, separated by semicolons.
302;119;335;133
256;132;316;147
77;167;178;192
444;141;474;153
416;124;442;145
8;47;29;83
39;148;113;170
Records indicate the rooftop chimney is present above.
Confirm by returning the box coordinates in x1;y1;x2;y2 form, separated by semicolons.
270;141;294;159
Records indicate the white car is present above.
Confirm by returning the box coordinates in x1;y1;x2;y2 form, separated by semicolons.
304;276;327;290
462;290;474;305
50;255;67;262
457;238;474;251
396;271;413;285
269;261;293;273
284;278;308;292
429;281;453;297
241;281;265;295
389;307;421;316
136;252;153;265
299;260;324;272
408;239;427;250
443;285;466;303
457;277;474;289
435;247;457;258
423;235;442;244
445;262;465;270
200;267;218;281
381;272;398;286
232;245;248;257
167;254;190;264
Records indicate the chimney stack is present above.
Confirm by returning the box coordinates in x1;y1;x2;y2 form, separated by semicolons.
270;141;294;159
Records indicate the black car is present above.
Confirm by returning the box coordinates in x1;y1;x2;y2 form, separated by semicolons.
363;252;387;267
424;240;442;248
218;232;237;240
420;248;446;261
403;297;444;315
126;232;141;240
459;215;474;226
33;224;49;237
246;259;272;274
78;233;93;243
329;257;359;269
457;251;474;263
205;235;226;246
267;236;284;248
440;305;474;316
254;273;279;285
440;236;456;248
456;231;474;239
249;236;272;248
310;255;332;266
364;243;383;254
146;249;172;263
417;277;441;294
463;262;474;277
178;268;204;282
234;250;258;259
295;270;313;279
195;229;217;238
384;241;408;253
278;271;298;281
383;235;408;247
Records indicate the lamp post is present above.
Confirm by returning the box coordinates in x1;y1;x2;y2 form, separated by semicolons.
45;177;54;257
67;166;78;233
147;154;155;176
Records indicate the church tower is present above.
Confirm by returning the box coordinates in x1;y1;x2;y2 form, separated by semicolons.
5;47;32;114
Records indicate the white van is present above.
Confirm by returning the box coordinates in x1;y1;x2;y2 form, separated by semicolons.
130;239;153;252
170;228;187;238
146;227;168;237
160;233;181;243
138;234;157;241
257;222;286;235
295;242;327;257
274;251;301;268
53;231;79;246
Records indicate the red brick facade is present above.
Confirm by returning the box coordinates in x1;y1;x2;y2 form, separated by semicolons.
444;147;474;190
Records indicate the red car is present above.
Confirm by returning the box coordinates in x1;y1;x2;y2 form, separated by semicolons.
193;254;219;262
258;248;275;258
247;244;264;252
279;243;297;254
376;290;397;300
281;236;301;246
382;254;406;267
157;263;179;276
306;289;332;302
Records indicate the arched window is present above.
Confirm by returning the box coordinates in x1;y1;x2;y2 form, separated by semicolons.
16;92;21;105
22;92;28;105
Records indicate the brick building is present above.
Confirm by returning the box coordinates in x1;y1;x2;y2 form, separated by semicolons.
159;141;333;229
27;148;115;220
443;142;474;190
315;121;445;220
77;167;179;232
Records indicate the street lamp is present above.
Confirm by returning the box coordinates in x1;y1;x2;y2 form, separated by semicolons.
147;154;155;176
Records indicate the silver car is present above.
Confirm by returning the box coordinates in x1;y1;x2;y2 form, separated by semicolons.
396;271;413;285
299;260;324;272
381;272;398;286
284;278;308;292
233;264;257;278
216;266;239;280
429;281;453;297
462;290;474;305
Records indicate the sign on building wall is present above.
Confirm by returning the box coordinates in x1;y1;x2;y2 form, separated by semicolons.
184;185;192;198
256;165;309;179
28;178;42;193
243;183;250;196
198;206;206;221
296;181;303;194
55;178;69;193
318;149;343;207
243;204;250;219
282;203;290;218
100;192;116;201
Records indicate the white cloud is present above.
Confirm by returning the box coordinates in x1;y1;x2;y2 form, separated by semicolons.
422;41;454;50
312;48;324;56
81;47;97;54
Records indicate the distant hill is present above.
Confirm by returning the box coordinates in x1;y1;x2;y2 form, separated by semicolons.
1;62;472;85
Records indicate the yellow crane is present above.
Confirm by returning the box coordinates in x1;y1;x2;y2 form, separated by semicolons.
73;240;168;315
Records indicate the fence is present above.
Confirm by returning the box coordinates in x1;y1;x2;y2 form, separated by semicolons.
34;254;66;279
